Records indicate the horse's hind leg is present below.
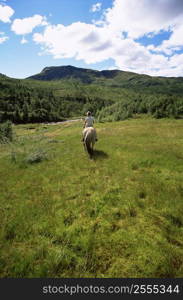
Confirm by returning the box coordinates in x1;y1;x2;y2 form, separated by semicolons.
91;142;94;153
89;142;94;158
83;142;87;152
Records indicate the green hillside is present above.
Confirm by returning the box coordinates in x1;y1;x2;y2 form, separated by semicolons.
0;66;183;123
27;65;104;83
27;65;183;95
0;117;183;277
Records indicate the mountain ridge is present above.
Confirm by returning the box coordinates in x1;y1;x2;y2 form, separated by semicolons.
27;65;183;82
27;65;125;83
26;65;183;92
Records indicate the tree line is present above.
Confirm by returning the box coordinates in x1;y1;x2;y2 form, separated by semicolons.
0;76;183;124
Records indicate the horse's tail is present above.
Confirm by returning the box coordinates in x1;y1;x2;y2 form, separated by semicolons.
85;133;93;158
84;129;94;158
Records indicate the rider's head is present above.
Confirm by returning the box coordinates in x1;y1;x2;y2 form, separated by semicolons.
87;111;91;116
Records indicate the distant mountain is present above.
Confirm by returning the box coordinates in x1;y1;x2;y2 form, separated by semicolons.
0;73;9;79
27;65;183;92
27;65;127;83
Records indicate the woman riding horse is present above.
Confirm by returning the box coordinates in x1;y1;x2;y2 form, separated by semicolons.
82;111;98;141
82;111;98;158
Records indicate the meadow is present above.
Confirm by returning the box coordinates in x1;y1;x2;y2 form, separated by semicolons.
0;116;183;278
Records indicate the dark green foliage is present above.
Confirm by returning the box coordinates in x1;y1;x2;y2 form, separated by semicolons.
0;78;66;123
97;101;133;122
0;120;13;143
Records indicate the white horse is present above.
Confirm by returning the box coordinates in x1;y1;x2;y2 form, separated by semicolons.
82;127;97;158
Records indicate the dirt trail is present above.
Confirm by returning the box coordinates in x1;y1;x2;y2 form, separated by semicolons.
43;118;83;125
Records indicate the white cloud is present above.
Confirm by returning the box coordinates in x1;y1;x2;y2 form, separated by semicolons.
0;31;8;44
91;2;102;12
21;37;28;44
0;4;14;23
0;36;8;43
33;22;114;63
110;38;170;75
31;0;183;77
11;14;47;35
33;21;170;75
103;0;183;38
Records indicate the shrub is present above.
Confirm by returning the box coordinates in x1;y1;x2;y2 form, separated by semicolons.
0;121;13;143
25;149;48;164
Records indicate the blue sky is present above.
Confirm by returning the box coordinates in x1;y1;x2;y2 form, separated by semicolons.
0;0;183;78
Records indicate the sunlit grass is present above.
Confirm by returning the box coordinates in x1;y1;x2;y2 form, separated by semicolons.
0;117;183;277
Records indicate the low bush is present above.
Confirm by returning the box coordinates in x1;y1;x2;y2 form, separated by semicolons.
0;121;13;143
25;149;48;164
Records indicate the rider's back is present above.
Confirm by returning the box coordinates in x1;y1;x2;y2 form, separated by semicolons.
85;116;94;127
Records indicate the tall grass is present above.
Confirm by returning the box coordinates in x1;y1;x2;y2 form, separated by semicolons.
0;117;183;277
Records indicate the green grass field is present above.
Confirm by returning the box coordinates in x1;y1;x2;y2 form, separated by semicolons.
0;116;183;278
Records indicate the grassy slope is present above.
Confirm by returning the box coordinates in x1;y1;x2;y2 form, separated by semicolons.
0;117;183;278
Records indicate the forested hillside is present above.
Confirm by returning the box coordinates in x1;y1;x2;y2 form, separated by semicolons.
0;66;183;123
